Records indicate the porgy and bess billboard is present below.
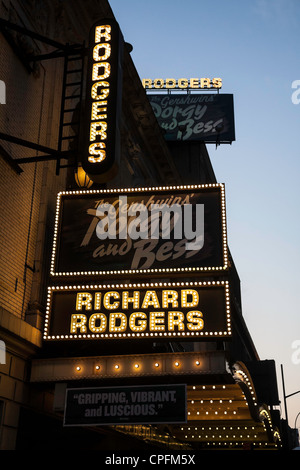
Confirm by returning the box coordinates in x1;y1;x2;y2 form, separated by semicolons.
45;184;231;342
50;184;228;277
147;94;235;143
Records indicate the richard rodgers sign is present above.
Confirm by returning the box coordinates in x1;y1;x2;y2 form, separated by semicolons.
43;281;231;340
50;184;228;277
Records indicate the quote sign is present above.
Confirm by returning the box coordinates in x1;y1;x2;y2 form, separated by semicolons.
64;384;187;426
43;280;231;341
50;184;228;278
147;94;235;143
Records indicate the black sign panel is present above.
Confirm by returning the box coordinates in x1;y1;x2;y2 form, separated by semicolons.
147;94;235;143
50;184;228;277
43;281;231;341
64;384;187;426
82;19;124;183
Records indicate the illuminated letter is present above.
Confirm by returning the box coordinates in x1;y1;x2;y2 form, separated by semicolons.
122;291;140;309
178;78;188;88
189;78;199;88
95;25;111;43
109;312;127;332
70;314;87;333
162;290;178;308
154;79;164;88
76;292;93;310
129;312;147;332
165;78;176;88
90;121;107;141
168;311;185;331
142;290;160;309
187;311;204;331
200;78;211;88
88;142;106;163
103;291;120;309
181;290;199;308
92;62;111;81
142;79;152;88
91;82;109;100
149;312;165;331
91;102;107;120
89;313;107;333
94;292;102;310
93;43;111;61
212;77;222;88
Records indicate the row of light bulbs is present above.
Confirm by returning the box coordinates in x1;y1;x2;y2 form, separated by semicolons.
75;359;202;372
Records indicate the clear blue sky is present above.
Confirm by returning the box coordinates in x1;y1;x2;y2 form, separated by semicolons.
109;0;300;430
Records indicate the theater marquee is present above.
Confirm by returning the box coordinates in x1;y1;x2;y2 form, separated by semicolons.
43;280;231;341
50;184;228;278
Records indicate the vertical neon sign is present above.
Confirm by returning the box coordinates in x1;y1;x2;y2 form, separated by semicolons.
82;19;124;183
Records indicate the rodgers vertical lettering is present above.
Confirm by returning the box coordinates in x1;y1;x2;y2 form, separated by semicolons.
83;19;123;182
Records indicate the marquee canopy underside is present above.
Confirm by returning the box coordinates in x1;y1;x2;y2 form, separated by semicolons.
31;352;282;450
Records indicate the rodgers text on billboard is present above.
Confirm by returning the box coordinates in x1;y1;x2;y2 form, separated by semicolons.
147;94;235;143
50;184;228;277
43;280;231;341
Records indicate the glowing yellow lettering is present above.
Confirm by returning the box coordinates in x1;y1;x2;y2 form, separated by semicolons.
181;289;199;308
109;312;127;332
76;292;93;310
90;121;107;141
189;78;199;88
70;314;88;333
187;311;204;330
91;82;109;100
142;78;152;88
93;43;111;61
91;102;107;120
88;142;106;162
92;62;111;81
103;291;120;309
168;311;185;331
129;312;147;332
200;78;211;88
95;25;111;43
149;311;165;331
89;313;107;332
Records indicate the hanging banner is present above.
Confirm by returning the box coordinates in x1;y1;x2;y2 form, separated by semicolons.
82;18;124;183
64;384;187;426
43;280;231;341
147;94;235;143
50;184;228;278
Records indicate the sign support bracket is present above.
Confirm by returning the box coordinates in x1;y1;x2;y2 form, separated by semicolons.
0;19;87;174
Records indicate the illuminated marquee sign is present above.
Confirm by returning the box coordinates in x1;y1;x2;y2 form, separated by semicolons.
82;19;124;183
50;184;228;278
142;78;222;90
43;281;231;341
